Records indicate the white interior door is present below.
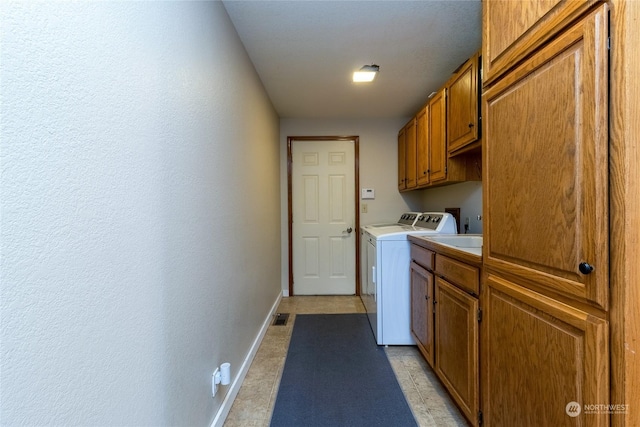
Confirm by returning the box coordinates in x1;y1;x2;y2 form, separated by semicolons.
292;139;356;295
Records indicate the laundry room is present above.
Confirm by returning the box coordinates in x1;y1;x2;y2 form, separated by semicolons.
3;1;637;426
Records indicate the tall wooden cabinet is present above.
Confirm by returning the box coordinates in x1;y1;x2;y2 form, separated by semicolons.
483;0;598;86
482;3;611;425
483;273;609;426
484;4;609;308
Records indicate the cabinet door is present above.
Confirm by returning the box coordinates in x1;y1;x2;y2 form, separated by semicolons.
435;277;479;426
483;0;598;85
397;127;406;191
428;88;447;183
416;106;430;187
483;6;609;308
410;261;434;367
405;118;417;189
482;273;609;427
447;53;479;153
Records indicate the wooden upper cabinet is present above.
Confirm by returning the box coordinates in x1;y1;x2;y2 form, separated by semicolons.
405;118;417;189
483;5;609;308
483;0;599;86
482;273;609;427
428;88;447;184
416;106;430;187
397;127;406;191
447;52;480;154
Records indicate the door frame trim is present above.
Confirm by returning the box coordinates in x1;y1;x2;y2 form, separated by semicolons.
287;136;360;297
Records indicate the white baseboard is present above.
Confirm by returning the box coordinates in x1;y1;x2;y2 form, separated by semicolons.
211;290;283;427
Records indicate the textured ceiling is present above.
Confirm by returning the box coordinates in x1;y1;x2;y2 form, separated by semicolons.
222;0;482;119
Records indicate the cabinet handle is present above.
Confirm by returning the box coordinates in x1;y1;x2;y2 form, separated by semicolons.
468;123;474;128
579;262;594;275
425;295;429;300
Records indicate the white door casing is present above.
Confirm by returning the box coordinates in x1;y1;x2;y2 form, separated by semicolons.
291;139;356;295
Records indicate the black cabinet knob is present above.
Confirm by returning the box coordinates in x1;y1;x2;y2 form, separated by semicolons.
468;123;474;128
579;262;594;275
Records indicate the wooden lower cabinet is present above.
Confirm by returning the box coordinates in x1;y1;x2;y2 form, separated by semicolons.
410;261;435;367
482;273;609;426
435;277;479;425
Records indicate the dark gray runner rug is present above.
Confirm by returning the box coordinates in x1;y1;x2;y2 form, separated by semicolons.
270;313;418;427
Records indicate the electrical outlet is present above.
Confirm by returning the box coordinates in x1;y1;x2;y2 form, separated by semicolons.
212;368;220;397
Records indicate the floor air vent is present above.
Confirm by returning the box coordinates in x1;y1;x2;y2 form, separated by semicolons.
273;313;289;326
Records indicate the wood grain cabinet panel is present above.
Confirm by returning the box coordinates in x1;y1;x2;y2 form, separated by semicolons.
416;106;430;187
447;52;480;154
411;244;435;271
405;118;417;189
397;127;406;191
411;261;435;368
483;0;599;85
483;5;609;308
435;277;479;426
482;273;609;427
435;254;480;296
428;88;447;184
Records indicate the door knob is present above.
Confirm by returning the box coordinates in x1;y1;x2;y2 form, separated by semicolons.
343;227;353;234
579;262;594;275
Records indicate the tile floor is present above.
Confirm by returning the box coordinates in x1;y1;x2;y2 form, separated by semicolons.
223;296;467;427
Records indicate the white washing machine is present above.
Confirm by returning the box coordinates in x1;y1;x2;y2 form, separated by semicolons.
360;212;457;345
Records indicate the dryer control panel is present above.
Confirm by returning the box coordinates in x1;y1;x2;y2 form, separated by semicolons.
415;212;457;233
397;212;422;226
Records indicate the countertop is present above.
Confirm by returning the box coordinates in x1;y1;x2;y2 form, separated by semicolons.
408;234;482;266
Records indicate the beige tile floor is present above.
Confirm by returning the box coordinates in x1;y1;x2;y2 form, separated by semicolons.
224;296;467;427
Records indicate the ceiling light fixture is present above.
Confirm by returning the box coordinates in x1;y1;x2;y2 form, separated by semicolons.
353;64;379;83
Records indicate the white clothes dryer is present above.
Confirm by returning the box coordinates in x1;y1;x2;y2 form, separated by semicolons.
360;212;457;345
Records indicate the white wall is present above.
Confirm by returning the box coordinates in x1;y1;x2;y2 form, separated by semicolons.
279;118;425;293
419;182;483;234
0;2;281;426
